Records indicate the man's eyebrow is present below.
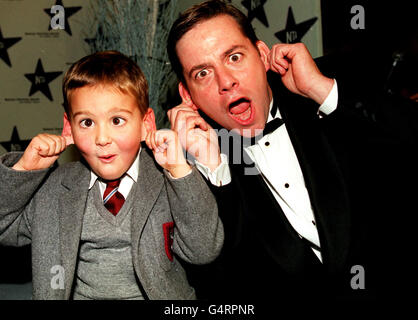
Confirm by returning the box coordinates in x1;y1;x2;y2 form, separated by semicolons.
188;63;211;79
187;45;247;79
222;45;246;58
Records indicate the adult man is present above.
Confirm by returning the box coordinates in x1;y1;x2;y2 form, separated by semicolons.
167;0;414;301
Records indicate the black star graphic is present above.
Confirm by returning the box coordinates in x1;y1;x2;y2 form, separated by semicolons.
0;26;21;67
44;0;82;36
24;59;62;101
241;0;269;27
275;7;318;43
0;126;30;152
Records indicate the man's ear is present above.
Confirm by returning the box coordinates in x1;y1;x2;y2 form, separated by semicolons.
141;108;156;140
256;40;270;72
178;82;198;110
62;112;74;145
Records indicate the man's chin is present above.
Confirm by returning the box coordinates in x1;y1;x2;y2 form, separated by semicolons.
230;126;264;138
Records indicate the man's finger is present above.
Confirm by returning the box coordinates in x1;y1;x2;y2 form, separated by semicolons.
185;116;209;132
173;109;200;132
168;104;197;128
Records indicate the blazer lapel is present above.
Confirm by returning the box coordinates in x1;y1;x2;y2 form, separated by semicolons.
130;147;164;258
278;87;351;274
59;161;91;299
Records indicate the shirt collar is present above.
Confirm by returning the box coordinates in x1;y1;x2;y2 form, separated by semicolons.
88;147;141;189
267;98;282;123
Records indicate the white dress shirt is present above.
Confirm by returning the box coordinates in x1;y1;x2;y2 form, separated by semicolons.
196;80;339;262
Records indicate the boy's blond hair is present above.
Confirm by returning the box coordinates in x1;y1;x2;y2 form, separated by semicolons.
63;50;149;116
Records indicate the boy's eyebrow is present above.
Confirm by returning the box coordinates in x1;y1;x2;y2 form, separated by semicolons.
72;108;133;118
72;110;94;118
187;45;246;79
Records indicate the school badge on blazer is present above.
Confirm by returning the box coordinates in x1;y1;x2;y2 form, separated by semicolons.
163;222;174;261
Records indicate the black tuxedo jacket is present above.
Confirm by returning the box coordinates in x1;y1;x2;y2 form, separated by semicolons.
185;72;416;302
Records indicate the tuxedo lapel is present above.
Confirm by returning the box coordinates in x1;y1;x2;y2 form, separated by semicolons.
234;159;323;274
59;161;90;299
278;85;351;274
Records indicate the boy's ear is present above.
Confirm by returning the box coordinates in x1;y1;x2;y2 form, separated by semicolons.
178;82;198;111
256;40;270;72
141;108;156;140
62;112;74;145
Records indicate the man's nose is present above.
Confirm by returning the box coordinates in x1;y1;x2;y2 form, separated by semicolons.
217;67;238;94
95;125;112;146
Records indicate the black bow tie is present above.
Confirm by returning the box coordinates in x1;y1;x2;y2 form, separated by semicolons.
263;117;284;135
243;117;284;147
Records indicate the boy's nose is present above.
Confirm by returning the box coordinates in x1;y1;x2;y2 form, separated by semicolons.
95;126;112;146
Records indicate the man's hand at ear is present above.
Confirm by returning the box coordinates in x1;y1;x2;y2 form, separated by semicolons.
167;93;221;172
268;43;334;105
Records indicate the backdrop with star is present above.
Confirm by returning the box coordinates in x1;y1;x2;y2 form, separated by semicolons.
0;0;324;164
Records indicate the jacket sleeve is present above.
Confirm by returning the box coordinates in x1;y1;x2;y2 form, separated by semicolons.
0;152;51;246
163;166;224;265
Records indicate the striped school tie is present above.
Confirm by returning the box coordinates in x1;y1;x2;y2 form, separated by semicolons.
103;179;125;216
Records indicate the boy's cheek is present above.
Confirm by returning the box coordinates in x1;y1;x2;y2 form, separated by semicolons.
72;135;94;156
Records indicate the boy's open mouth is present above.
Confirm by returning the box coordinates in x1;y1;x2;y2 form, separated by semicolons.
228;98;254;125
99;154;116;163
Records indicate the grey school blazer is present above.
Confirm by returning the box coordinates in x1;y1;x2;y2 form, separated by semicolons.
0;148;223;300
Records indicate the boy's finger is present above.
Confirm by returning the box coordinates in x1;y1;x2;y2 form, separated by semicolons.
38;135;57;156
63;134;74;147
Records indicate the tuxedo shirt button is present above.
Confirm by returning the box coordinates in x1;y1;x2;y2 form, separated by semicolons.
265;141;270;146
284;183;289;188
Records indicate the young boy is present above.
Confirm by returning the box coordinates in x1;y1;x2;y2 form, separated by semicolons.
0;51;223;300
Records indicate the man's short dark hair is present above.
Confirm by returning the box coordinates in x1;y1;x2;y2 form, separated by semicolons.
167;0;259;84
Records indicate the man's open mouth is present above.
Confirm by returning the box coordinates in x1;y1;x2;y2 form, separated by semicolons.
228;98;254;125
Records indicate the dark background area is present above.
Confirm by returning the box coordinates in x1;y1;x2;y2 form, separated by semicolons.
319;0;417;99
318;0;418;144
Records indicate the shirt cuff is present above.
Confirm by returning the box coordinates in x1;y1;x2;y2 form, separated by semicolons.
195;153;231;187
318;79;338;118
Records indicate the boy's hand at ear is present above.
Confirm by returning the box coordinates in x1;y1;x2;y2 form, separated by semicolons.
145;129;192;178
12;133;72;171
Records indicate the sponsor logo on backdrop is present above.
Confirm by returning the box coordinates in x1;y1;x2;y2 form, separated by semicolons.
275;6;318;43
241;0;269;27
24;59;62;101
0;126;30;152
